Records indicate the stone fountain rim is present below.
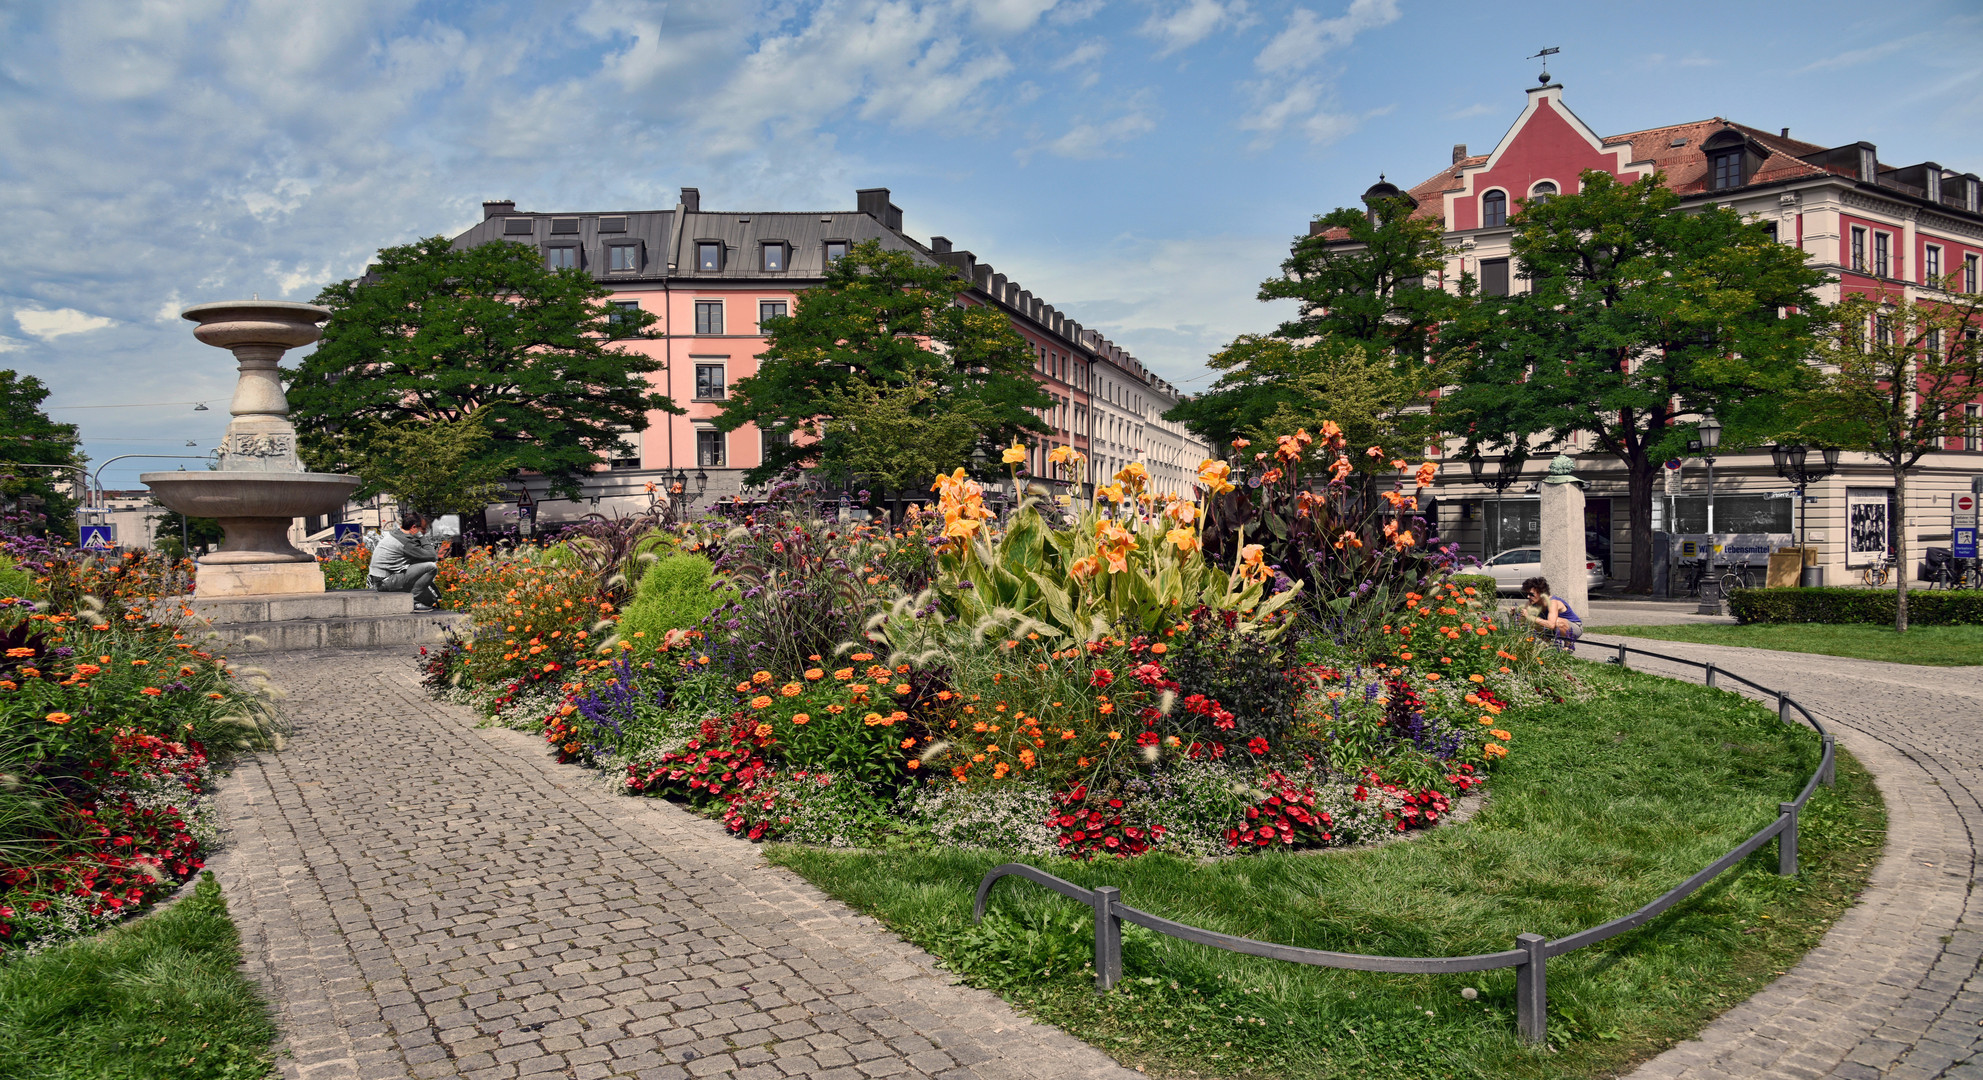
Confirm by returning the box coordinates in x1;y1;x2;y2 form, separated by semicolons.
180;299;331;323
139;470;361;485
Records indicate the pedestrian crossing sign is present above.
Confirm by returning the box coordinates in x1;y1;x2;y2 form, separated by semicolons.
79;524;115;551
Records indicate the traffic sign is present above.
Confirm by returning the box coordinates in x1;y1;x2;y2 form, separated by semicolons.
1955;526;1978;560
1956;492;1977;515
79;524;114;551
332;522;363;548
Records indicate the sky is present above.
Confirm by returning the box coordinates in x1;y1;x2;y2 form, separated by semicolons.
2;0;1979;491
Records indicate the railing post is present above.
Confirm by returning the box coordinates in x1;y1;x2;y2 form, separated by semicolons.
1617;642;1628;668
1777;693;1789;724
1704;663;1717;690
1092;886;1122;993
1515;933;1548;1045
1778;803;1799;876
1822;735;1835;788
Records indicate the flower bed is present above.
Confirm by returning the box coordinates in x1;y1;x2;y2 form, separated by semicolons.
424;435;1573;863
0;539;281;954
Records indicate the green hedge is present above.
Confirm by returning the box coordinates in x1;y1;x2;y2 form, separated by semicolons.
616;553;725;644
1728;587;1983;625
1447;573;1497;596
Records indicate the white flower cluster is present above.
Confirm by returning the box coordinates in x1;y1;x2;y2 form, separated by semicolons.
489;684;566;732
900;783;1058;858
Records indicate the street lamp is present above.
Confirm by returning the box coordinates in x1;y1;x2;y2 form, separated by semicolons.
1769;443;1839;547
1697;410;1722;534
1467;447;1527;558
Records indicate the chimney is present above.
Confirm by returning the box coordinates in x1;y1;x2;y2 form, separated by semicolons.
483;200;515;220
1780;127;1790;138
929;236;952;254
1451;144;1467;164
679;187;700;213
856;187;892;224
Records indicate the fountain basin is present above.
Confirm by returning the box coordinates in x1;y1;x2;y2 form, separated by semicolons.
144;471;361;596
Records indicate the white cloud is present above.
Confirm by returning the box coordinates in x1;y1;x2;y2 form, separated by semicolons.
1798;34;1928;73
1446;102;1495;120
0;337;27;354
1054;39;1109;69
15;309;113;340
1139;0;1252;58
1026;109;1159;161
1253;0;1398;73
968;0;1065;33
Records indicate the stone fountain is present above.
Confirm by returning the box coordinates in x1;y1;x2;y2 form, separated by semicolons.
142;301;361;598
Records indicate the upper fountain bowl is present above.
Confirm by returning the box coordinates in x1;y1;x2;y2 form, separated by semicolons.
182;300;330;352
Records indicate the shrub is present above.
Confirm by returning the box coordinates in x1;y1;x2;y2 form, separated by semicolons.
1728;586;1983;625
615;553;723;645
320;546;371;590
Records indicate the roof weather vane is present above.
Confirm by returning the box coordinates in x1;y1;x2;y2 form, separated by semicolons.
1528;46;1559;85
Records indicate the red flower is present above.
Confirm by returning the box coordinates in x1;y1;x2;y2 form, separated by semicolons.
1247;737;1270;756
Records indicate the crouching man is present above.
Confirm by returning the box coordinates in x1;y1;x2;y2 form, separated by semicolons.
368;510;440;611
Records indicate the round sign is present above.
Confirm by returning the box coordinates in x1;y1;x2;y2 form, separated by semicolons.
1960;494;1977;512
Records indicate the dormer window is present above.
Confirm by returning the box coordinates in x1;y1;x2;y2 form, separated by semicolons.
503;217;534;236
696;242;722;272
1482;190;1507;228
607;242;642;273
545;245;578;270
1528;181;1557;206
824;240;850;265
1711;150;1743;190
761;243;786;272
1702;128;1763;191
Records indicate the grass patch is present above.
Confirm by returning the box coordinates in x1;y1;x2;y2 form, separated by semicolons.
1586;622;1983;667
0;872;277;1080
768;661;1885;1079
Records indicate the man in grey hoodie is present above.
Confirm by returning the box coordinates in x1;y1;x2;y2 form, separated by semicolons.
368;509;441;611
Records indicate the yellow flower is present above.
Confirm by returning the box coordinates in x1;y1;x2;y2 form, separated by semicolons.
1114;461;1149;493
1196;459;1234;495
1166;526;1201;554
1001;442;1027;464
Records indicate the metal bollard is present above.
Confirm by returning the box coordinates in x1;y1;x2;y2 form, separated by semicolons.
1515;933;1548;1045
1704;663;1717;689
1092;886;1122;993
1777;693;1790;724
1821;735;1835;787
1617;642;1628;668
1778;803;1799;876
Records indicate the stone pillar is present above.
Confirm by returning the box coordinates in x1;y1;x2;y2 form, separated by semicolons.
1539;454;1589;618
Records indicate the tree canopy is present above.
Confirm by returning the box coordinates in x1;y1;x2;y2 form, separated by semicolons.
1439;170;1829;591
349;409;513;518
0;370;83;535
1167;195;1457;453
715;240;1050;487
287;236;676;500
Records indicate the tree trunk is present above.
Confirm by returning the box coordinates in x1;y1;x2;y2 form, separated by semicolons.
1626;461;1659;594
1893;465;1909;633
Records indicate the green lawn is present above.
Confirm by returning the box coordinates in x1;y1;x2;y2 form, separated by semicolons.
1586;622;1983;667
0;873;278;1080
769;662;1884;1079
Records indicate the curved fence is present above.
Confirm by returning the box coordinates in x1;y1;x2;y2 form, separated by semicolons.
972;640;1837;1046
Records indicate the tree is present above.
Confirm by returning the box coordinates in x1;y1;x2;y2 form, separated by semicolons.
0;370;83;536
1794;276;1983;632
287;236;677;500
716;240;1049;486
350;410;513;519
152;508;224;560
1167;194;1459;452
1440;170;1829;592
815;381;995;500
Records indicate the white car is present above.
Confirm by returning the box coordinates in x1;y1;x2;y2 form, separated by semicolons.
1479;547;1607;595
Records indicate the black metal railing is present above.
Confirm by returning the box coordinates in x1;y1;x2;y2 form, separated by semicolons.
971;640;1835;1046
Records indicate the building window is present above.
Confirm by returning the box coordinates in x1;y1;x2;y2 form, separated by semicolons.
824;240;849;265
546;246;577;270
1874;314;1893;348
762;428;791;459
1967;254;1980;294
1927;329;1943;358
1710;150;1744;191
550;218;580;235
608;244;640;272
1479;258;1510;297
1874;232;1891;277
1762;222;1779;243
759;300;787;326
1482;191;1507;228
1528;181;1557;205
1968;404;1981;452
694;363;726;401
1850;227;1866;271
697;242;722;271
761;244;785;272
503;217;534;236
694;301;724;335
696;429;725;468
1925;244;1942;283
606;300;641;328
609;430;641;470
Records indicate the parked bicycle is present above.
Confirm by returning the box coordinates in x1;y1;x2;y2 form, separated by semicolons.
1860;551;1894;587
1926;549;1977;590
1718;562;1757;596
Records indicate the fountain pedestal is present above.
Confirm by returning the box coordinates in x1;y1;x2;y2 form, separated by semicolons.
141;301;361;599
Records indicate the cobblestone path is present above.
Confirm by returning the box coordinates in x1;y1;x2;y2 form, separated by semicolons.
1581;636;1983;1080
210;648;1139;1080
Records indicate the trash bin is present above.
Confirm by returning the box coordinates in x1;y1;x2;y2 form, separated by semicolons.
1799;566;1825;587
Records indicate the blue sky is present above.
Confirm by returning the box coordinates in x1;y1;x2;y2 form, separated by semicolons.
2;0;1978;490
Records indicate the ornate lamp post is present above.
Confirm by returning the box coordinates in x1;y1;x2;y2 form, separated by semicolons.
1769;443;1839;546
1467;448;1528;558
1697;409;1723;534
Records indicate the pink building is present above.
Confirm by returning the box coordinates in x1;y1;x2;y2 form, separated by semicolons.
451;187;1206;524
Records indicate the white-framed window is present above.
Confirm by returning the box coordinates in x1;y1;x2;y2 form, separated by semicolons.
1967;404;1981;452
696;428;726;468
1528;180;1557;205
1874;231;1892;277
694;300;723;335
1482;190;1507;227
1850;227;1866;272
1925;244;1942;283
609;429;642;470
693;361;726;401
759;299;787;327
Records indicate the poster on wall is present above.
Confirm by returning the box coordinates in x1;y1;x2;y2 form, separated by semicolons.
1846;489;1891;567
